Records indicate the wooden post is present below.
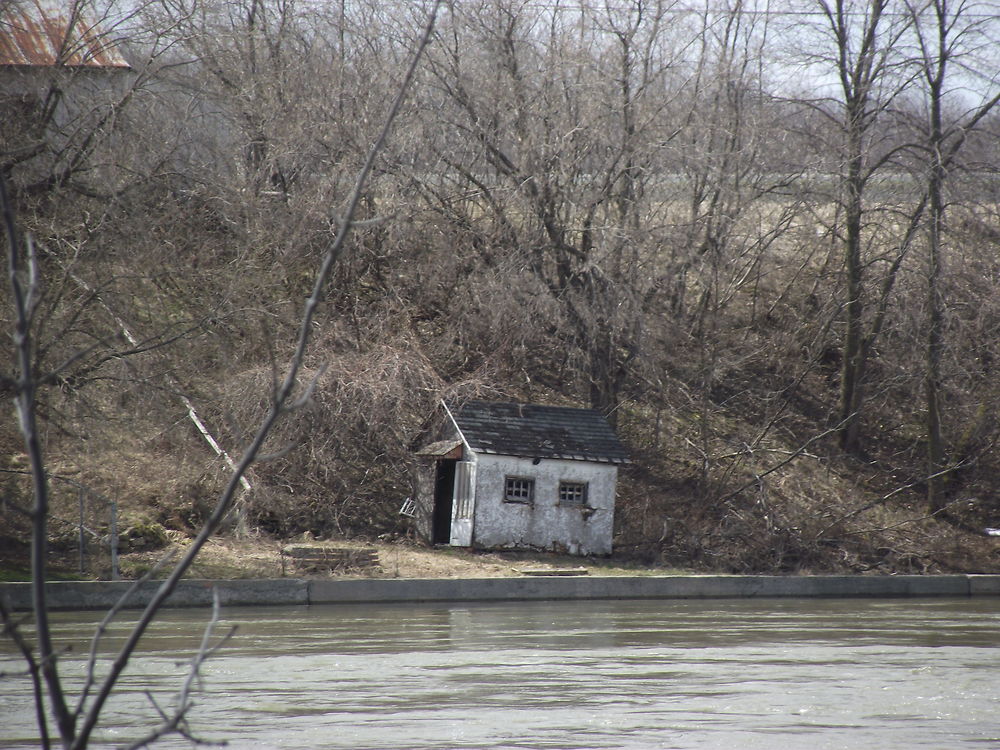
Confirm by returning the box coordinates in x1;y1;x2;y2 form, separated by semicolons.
110;498;119;581
78;486;85;575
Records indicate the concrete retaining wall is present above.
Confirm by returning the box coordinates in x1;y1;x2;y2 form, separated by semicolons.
2;574;998;611
0;579;309;612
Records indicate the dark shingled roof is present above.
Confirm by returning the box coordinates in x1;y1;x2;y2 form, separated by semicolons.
447;400;630;465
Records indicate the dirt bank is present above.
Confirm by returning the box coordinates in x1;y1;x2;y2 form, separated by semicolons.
103;535;677;582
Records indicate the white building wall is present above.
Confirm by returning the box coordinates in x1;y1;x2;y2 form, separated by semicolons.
470;453;616;556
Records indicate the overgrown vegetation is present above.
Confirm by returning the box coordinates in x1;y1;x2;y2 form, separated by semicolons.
3;0;1000;580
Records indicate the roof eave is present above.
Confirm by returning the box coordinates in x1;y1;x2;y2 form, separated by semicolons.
470;446;629;465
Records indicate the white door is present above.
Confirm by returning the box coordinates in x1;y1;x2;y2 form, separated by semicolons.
450;460;475;546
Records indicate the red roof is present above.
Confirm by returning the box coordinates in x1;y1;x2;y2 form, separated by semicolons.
0;0;129;68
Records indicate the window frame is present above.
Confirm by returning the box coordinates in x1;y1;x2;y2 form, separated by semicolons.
558;480;589;507
503;475;535;504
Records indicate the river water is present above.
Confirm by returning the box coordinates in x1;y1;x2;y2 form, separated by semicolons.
2;597;999;749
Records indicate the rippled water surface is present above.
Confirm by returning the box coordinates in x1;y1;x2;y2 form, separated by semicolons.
2;597;999;749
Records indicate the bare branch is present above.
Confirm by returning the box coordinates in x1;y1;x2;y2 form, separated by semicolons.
718;421;850;505
813;457;978;541
2;172;75;745
75;548;180;719
0;597;51;748
69;4;444;746
121;590;235;750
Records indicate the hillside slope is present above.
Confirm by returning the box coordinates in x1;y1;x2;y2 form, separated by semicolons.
3;0;1000;579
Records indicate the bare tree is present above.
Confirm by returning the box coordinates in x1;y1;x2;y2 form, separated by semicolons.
903;0;1000;509
791;0;919;454
409;0;689;423
664;0;807;495
0;2;442;746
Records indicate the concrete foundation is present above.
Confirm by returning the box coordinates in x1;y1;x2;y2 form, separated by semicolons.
1;574;996;611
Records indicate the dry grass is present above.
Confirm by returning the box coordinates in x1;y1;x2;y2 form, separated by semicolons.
112;535;691;582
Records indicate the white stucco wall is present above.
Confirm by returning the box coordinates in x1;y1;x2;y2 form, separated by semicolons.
470;453;617;556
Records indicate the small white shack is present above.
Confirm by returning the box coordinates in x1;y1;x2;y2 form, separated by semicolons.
415;400;629;556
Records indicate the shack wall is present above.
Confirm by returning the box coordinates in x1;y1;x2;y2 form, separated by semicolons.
470;453;616;555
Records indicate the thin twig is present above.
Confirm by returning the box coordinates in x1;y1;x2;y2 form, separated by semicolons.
718;421;849;504
813;458;975;541
0;597;50;749
122;589;235;750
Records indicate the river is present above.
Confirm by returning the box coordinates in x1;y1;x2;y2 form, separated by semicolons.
1;597;999;749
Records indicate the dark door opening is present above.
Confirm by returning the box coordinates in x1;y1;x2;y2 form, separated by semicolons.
431;459;457;545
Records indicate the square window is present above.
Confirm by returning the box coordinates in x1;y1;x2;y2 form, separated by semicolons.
558;481;588;507
504;476;534;503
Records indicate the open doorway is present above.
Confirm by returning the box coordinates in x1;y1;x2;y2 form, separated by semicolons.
431;459;456;545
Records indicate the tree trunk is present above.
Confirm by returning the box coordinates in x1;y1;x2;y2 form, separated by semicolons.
839;127;867;455
923;3;946;512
